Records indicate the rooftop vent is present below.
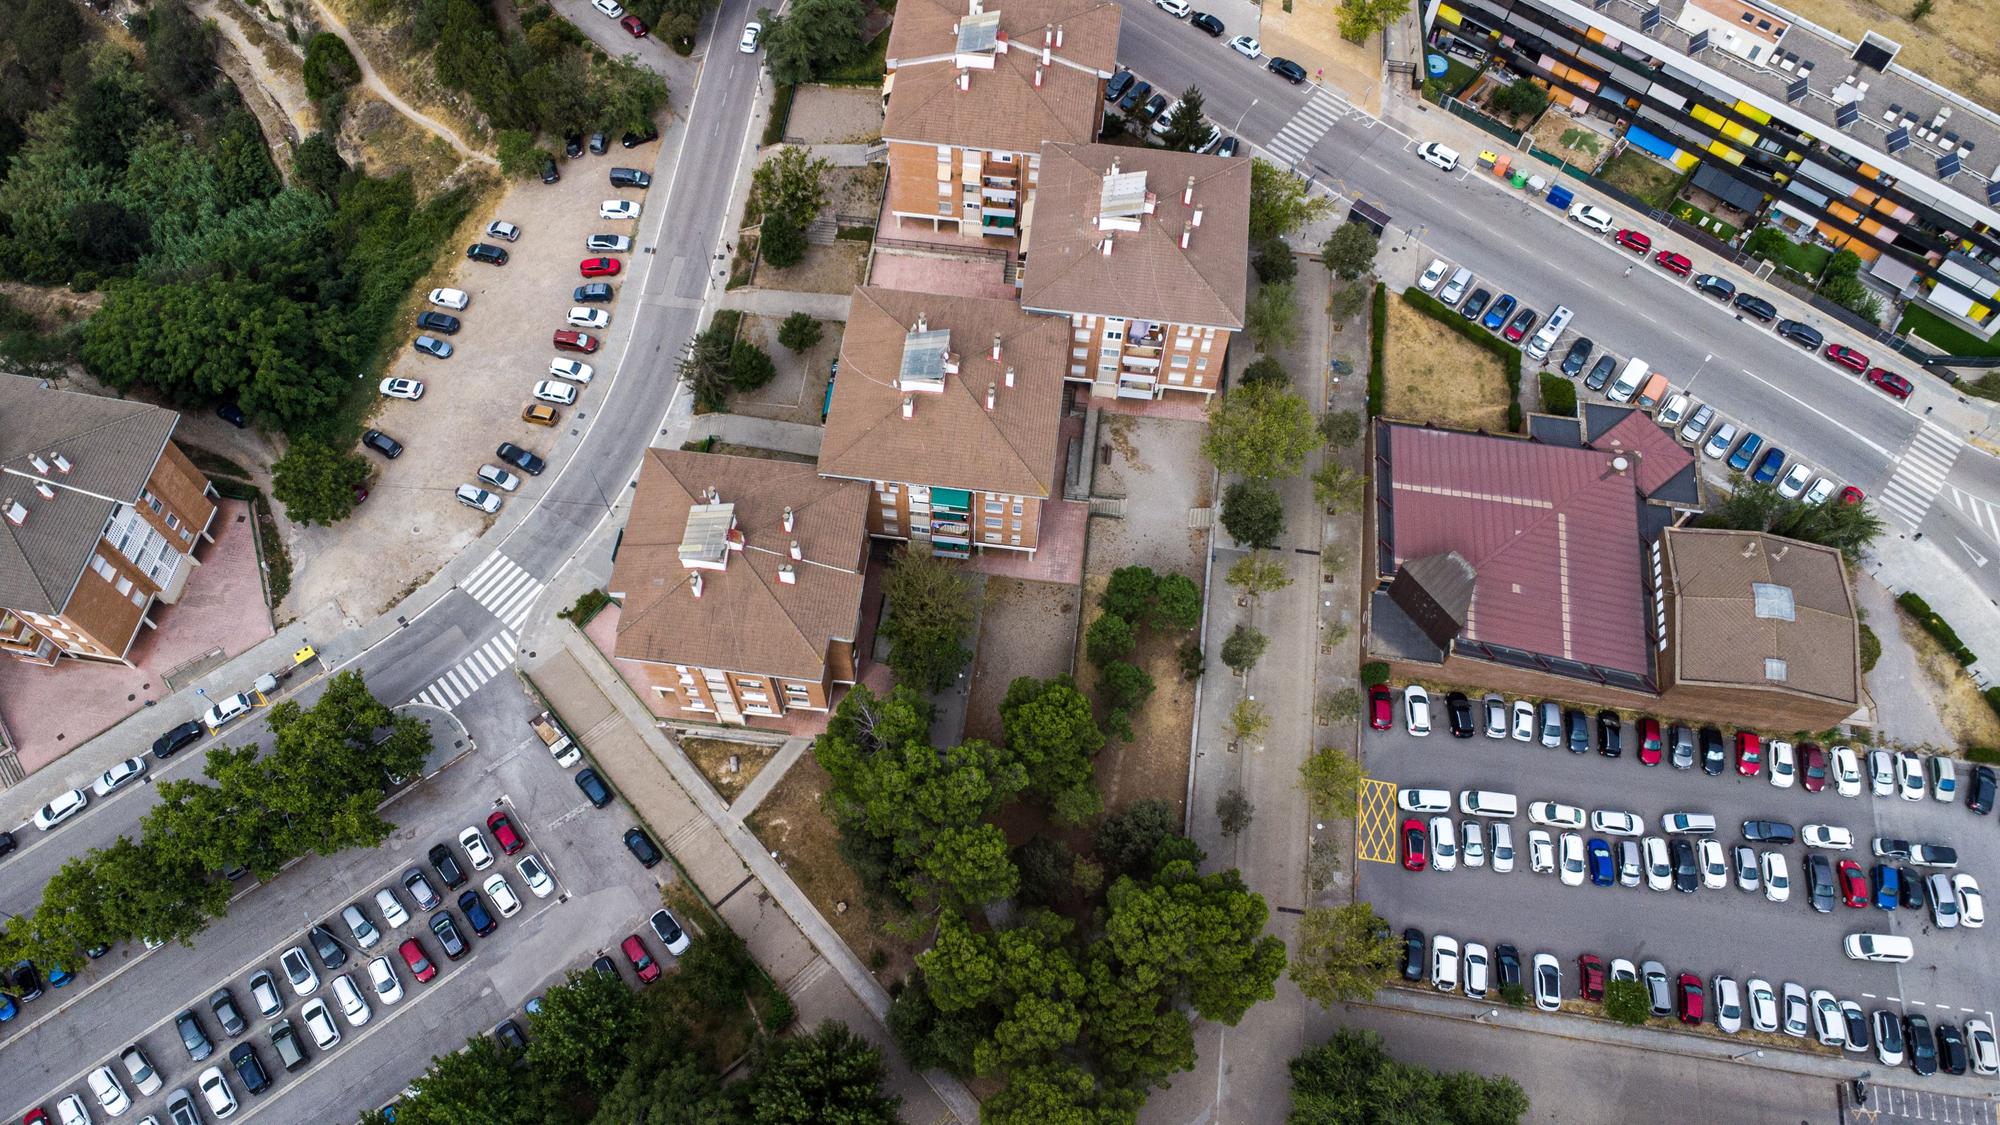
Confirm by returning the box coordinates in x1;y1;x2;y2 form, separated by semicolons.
34;482;54;500
51;452;70;473
1764;657;1788;682
28;454;48;475
789;539;802;560
3;499;23;526
783;506;795;533
778;564;797;585
678;502;737;570
1751;582;1795;621
690;571;704;598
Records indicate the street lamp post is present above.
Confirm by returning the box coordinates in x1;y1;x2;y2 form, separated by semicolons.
1682;353;1714;392
1233;99;1259;134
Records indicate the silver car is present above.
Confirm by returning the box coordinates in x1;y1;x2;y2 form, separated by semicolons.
1640;961;1671;1016
1711;975;1743;1034
1781;982;1809;1037
1746;978;1779;1033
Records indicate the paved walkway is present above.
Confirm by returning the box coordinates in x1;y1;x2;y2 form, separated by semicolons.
728;736;811;816
686;413;825;457
719;288;854;320
1854;574;1954;750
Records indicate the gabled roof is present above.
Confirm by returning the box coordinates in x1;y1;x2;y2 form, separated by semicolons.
1022;143;1251;329
883;0;1120;153
820;288;1069;499
1663;527;1859;704
609;451;869;682
0;376;178;615
1589;409;1698;500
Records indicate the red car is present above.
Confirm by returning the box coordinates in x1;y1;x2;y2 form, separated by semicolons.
1369;685;1393;730
1866;367;1913;400
1578;954;1606;1001
1675;972;1705;1024
1401;818;1429;872
1615;229;1651;253
1654;249;1693;277
554;330;600;353
622;934;661;983
1799;743;1828;792
1824;344;1868;372
580;256;622;278
486;810;524;855
620;13;649;35
1840;486;1865;504
1735;731;1761;776
1637;718;1663;766
399;937;437;983
23;1111;49;1125
1838;859;1868;908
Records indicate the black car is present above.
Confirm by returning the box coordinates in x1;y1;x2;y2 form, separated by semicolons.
624;827;662;868
428;843;467;889
588;132;608;155
1906;1013;1938;1076
307;924;347;969
12;961;43;1002
1445;692;1475;738
574;281;614;303
620;126;660;148
1493;943;1522;989
361;429;404;459
1267;57;1308;83
609;166;651;188
458;890;497;937
1215;136;1239;157
1596;711;1622;758
1967;765;1996;814
1691;273;1735;301
1191;11;1224;34
1670;839;1698;893
1898;866;1925;910
1698;726;1725;775
176;1008;214;1062
216;401;248;428
649;909;687;951
1104;69;1135;103
466;243;509;266
230;1042;271;1095
1400;928;1424;981
1560;338;1593;377
1460;288;1491;322
1141;92;1169;119
592;955;621;979
0;830;13;859
540;157;560;184
1937;1021;1968;1074
209;986;246;1036
430;911;468;960
403;866;441;911
494;1019;528;1051
415;311;460;335
1740;819;1796;844
1118;79;1152;113
1775;318;1823;349
1583;353;1617;391
576;767;613;808
1806;854;1836;914
153;719;205;759
1564;708;1589;754
1844;1005;1872;1053
496;442;546;476
1732;292;1777;321
564;133;584;158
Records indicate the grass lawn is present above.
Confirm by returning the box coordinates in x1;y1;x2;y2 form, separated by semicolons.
1769;238;1831;279
1670;199;1737;242
1597;149;1682;208
1382;295;1512;431
1898;303;2000;358
1423;58;1479;103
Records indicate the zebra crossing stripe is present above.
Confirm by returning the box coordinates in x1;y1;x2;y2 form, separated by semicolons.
408;631;519;711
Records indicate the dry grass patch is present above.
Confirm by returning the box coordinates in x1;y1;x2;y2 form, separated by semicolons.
1898;613;2000;749
1382;296;1511;431
756;241;868;294
343;94;474;195
317;0;492;148
680;736;778;804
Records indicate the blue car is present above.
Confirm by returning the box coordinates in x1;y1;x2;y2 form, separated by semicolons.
47;965;74;989
458;889;497;937
1751;446;1786;484
1482;294;1518;332
413;334;454;359
1586;838;1615;886
0;992;16;1022
1727;432;1763;472
1872;864;1901;910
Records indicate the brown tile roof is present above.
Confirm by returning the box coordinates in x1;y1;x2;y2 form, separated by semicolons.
820;288;1069;498
1589;410;1697;498
1664;527;1859;705
608;450;868;682
883;0;1119;153
1382;423;1653;676
1021;143;1250;329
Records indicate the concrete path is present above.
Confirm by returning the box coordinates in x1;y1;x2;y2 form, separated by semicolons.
1854;574;1955;750
809;143;880;167
719;288;853;320
727;736;812;817
686;413;824;457
307;0;497;165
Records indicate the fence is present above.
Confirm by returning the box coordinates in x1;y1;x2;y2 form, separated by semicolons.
1442;96;1523;146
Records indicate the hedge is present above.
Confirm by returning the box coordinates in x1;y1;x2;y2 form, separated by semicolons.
1367;282;1387;417
1897;591;1978;666
1360;661;1390;686
1400;287;1525;433
762;84;796;146
1539;372;1577;417
1969;746;2000;766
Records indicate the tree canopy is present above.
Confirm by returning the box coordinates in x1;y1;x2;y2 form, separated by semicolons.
1203;381;1322;480
880;543;976;692
1288;1029;1528;1124
1695;479;1883;562
1289;902;1397;1006
761;0;871;86
1220;479;1285;549
1160;85;1215;152
1321;222;1380;281
1248;159;1334;242
272;436;372;525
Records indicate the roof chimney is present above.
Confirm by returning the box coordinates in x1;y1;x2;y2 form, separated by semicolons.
1043;22;1052;46
1041;45;1050;65
957;68;970;91
34;482;54;500
783;506;795;532
3;499;22;526
790;539;803;560
778;564;797;584
1101;236;1113;256
1191;207;1204;227
689;572;703;598
51;452;69;473
28;454;48;475
1034;66;1043;87
1181;221;1192;249
1055;23;1064;46
1184;176;1195;205
992;333;1003;361
1004;365;1015;388
986;382;997;411
916;312;928;333
902;394;916;420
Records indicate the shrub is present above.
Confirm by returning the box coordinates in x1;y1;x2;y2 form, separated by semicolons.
1220;623;1267;673
777;311;822;352
1178;639;1204;681
1986;688;2000;725
1101;565;1160;620
759;213;808;269
1101;660;1156;710
1858;623;1880;674
1253;236;1298;284
302;32;360;100
763;84;797;145
1240;356;1290;388
1085;613;1136;667
728;341;777;390
1603;979;1649;1025
1967;746;2000;766
1539;372;1577;417
1897;592;1977;665
1152;574;1203;632
559;588;614;624
1360;661;1390;686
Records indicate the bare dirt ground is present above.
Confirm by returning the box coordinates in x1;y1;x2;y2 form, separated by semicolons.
680;735;777;803
1898;611;2000;750
1258;0;1383;113
731;316;843;427
314;0;495;152
755;241;867;295
1382;295;1511;431
1529;110;1612;174
341;93;475;192
826;164;886;219
1071;577;1195;818
785;86;885;145
1085;414;1212;579
1779;0;2000;114
963;577;1080;744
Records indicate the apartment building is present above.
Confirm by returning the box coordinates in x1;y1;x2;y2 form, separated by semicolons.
0;376;218;667
882;0;1120;239
607;449;869;724
1427;0;2000;335
1020;142;1250;398
819;287;1069;557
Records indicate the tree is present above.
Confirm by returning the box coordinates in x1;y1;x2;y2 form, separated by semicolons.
777;311;822;352
1160;85;1214;153
1101;565;1160;620
1298;746;1364;818
753;145;832;227
1253;236;1298;284
746;1020;900;1124
1603;978;1649;1025
1320;221;1380;281
879;543;975;691
376;1036;533;1125
1204;381;1321;480
303;32;362;100
1100;660;1155;711
1228;697;1268;741
1311;463;1366;512
1248;159;1334;242
1226;552;1291;600
1219;624;1267;673
679;321;737;412
1821;274;1882;321
1288;1029;1528;1124
272;437;371;525
146;0;218;99
1488;81;1549;119
760;211;808;268
1099;860;1286;1026
1240;356;1290;388
1911;0;1934;19
984;1062;1142;1125
1336;0;1407;42
497;129;551;179
1246;281;1299;351
1000;676;1106;811
1094;800;1180;878
1085;612;1137;667
1215;788;1253;836
292;132;348;199
1151;574;1201;632
1319;410;1363;449
592;1034;738;1124
1744;226;1789;260
760;0;869;85
1219;479;1284;549
526;968;645;1091
730;340;777;390
1695;479;1884;562
1289;903;1397;1007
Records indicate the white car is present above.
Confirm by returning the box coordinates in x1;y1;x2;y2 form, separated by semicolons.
1460;819;1486;868
375;887;410;929
1491;822;1515;873
88;1064;131;1115
485;872;523;917
1810;990;1844;1047
1557;831;1585;887
1531;953;1561;1011
94;756;149;796
1745;978;1779;1033
1768;739;1795;788
1148;99;1184;137
738;21;762;52
1968;1019;2000;1075
1760;850;1791;902
331;971;372;1026
1955;872;1985;928
1781;982;1810;1038
198;1066;239;1118
1642;835;1671;891
585;233;631;252
565;306;609;330
1528;828;1554;874
1867;748;1895;797
1227;34;1261;58
1567;202;1615;233
590;0;623;17
1403;685;1431;735
549;358;594;384
1418;258;1449;292
599;200;641;220
1527;801;1585;829
379;377;423;400
1896;750;1925;799
1481;694;1506;739
518;853;556;898
1416;141;1460;172
33;787;89;830
1510;700;1534;741
1801;824;1853;850
1712;975;1743;1034
1804;476;1837;505
1462;942;1490;999
428;287;469;310
122;1045;163;1096
1430;935;1459;991
1733;844;1759;892
1698;838;1728;889
301;997;341;1048
1875;1009;1907;1066
1930;755;1958;801
55;1096;91;1125
477;464;521;492
1430;816;1457;872
459;826;495;870
281;946;319;997
1830;745;1862;797
1589;809;1641;837
368;956;404;1005
485;220;521;242
455;484;501;514
532;380;578;405
1396;788;1451;813
1776;462;1813;500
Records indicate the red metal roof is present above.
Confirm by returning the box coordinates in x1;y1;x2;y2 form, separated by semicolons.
1590;410;1695;499
1387;426;1652;675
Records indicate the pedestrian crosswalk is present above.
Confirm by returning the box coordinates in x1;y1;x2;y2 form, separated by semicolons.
410;630;516;710
1948;484;2000;543
460;552;544;632
1265;87;1345;168
1876;422;1963;528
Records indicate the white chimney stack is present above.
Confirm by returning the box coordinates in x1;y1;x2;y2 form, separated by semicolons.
1034;66;1043;88
51;452;69;473
902;395;916;420
1055;23;1064;46
1192;207;1204;227
778;564;797;585
1101;236;1113;256
916;312;928;332
690;572;704;598
1043;23;1052;46
789;539;803;560
3;499;23;526
28;454;48;475
34;482;54;500
1042;45;1050;65
782;506;795;532
1184;176;1195;205
991;334;1002;361
1181;221;1192;249
985;382;997;411
1004;365;1015;388
958;69;970;91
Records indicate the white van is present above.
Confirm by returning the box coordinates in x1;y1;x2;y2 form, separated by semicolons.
1842;933;1914;963
1458;790;1519;818
1523;305;1574;361
1607;357;1649;403
202;691;254;732
1660;812;1718;835
1397;788;1453;814
1439;267;1473;306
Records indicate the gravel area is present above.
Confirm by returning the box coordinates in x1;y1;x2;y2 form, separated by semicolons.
963;577;1080;744
783;85;885;144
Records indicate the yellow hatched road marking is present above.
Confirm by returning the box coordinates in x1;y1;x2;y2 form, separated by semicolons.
1356;778;1398;864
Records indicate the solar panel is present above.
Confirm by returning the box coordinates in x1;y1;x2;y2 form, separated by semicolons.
1937;152;1962;178
1987;180;2000;205
1835;102;1858;128
955;10;1000;54
1687;29;1709;54
1885;126;1910;152
1640;5;1660;31
1785;76;1808;103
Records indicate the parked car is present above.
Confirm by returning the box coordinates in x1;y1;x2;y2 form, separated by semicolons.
466;243;508;265
378;377;424;401
624;827;663;868
1776;319;1823;349
1733;292;1777;320
1416;142;1460;172
497;442;546;475
1267;56;1308;83
1560;338;1593;377
1614;228;1651;253
1653;250;1693;277
1866;367;1914;400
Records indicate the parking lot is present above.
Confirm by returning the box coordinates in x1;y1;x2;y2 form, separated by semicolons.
1358;694;2000;1081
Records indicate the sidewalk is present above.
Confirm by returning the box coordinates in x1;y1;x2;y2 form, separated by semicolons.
718;288;853;320
684;412;825;457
